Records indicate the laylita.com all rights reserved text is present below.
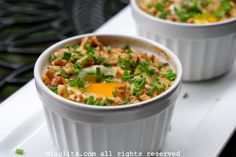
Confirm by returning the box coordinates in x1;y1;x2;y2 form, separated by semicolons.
45;150;181;157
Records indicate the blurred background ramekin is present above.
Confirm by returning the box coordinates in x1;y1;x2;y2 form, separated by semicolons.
34;34;182;154
131;0;236;81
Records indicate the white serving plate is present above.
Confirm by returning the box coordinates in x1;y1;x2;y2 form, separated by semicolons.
0;6;236;157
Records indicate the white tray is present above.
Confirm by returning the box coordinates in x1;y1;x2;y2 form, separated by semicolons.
0;7;236;157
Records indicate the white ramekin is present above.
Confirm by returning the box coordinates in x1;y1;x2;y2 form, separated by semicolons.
131;0;236;81
34;34;182;155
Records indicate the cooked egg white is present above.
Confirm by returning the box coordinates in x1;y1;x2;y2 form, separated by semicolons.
78;65;115;78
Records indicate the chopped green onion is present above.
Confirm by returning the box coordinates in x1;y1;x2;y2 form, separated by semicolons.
50;54;56;61
156;2;164;11
49;86;58;93
74;69;80;75
73;63;81;69
57;54;64;59
122;70;141;80
95;57;105;64
86;96;102;106
123;97;129;104
133;77;146;96
123;44;132;54
85;44;95;54
95;67;103;82
73;55;83;60
162;69;176;81
119;58;138;70
81;55;94;65
96;67;101;75
151;75;159;82
147;86;156;96
153;82;164;91
102;98;113;106
69;78;86;88
138;61;154;75
174;7;191;22
15;149;24;155
148;75;164;95
55;52;71;60
64;52;71;60
159;12;168;19
112;90;117;97
87;96;96;105
104;75;116;83
60;69;69;78
73;63;81;75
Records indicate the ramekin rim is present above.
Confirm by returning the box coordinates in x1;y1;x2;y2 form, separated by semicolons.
34;33;182;111
131;0;236;27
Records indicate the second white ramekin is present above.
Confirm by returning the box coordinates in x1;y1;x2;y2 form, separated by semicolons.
131;0;236;81
34;34;182;155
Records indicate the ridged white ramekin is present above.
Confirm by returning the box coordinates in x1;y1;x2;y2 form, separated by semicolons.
34;34;182;155
131;0;236;81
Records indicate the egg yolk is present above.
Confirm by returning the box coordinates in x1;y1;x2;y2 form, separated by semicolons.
85;83;119;97
193;16;218;24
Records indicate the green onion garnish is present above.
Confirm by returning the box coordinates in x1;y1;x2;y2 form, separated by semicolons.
15;149;24;155
162;69;176;81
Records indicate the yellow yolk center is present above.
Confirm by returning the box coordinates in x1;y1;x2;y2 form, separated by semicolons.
85;83;119;97
193;16;218;24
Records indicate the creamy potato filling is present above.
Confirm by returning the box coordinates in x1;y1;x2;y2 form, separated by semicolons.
42;36;176;106
138;0;236;24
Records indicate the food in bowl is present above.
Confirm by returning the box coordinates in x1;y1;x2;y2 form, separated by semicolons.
131;0;236;81
42;36;177;106
138;0;236;24
35;34;182;154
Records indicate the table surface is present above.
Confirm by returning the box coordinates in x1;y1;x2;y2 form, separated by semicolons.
0;6;236;157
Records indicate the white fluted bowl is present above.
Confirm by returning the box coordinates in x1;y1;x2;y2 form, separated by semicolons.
34;34;182;155
131;0;236;81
